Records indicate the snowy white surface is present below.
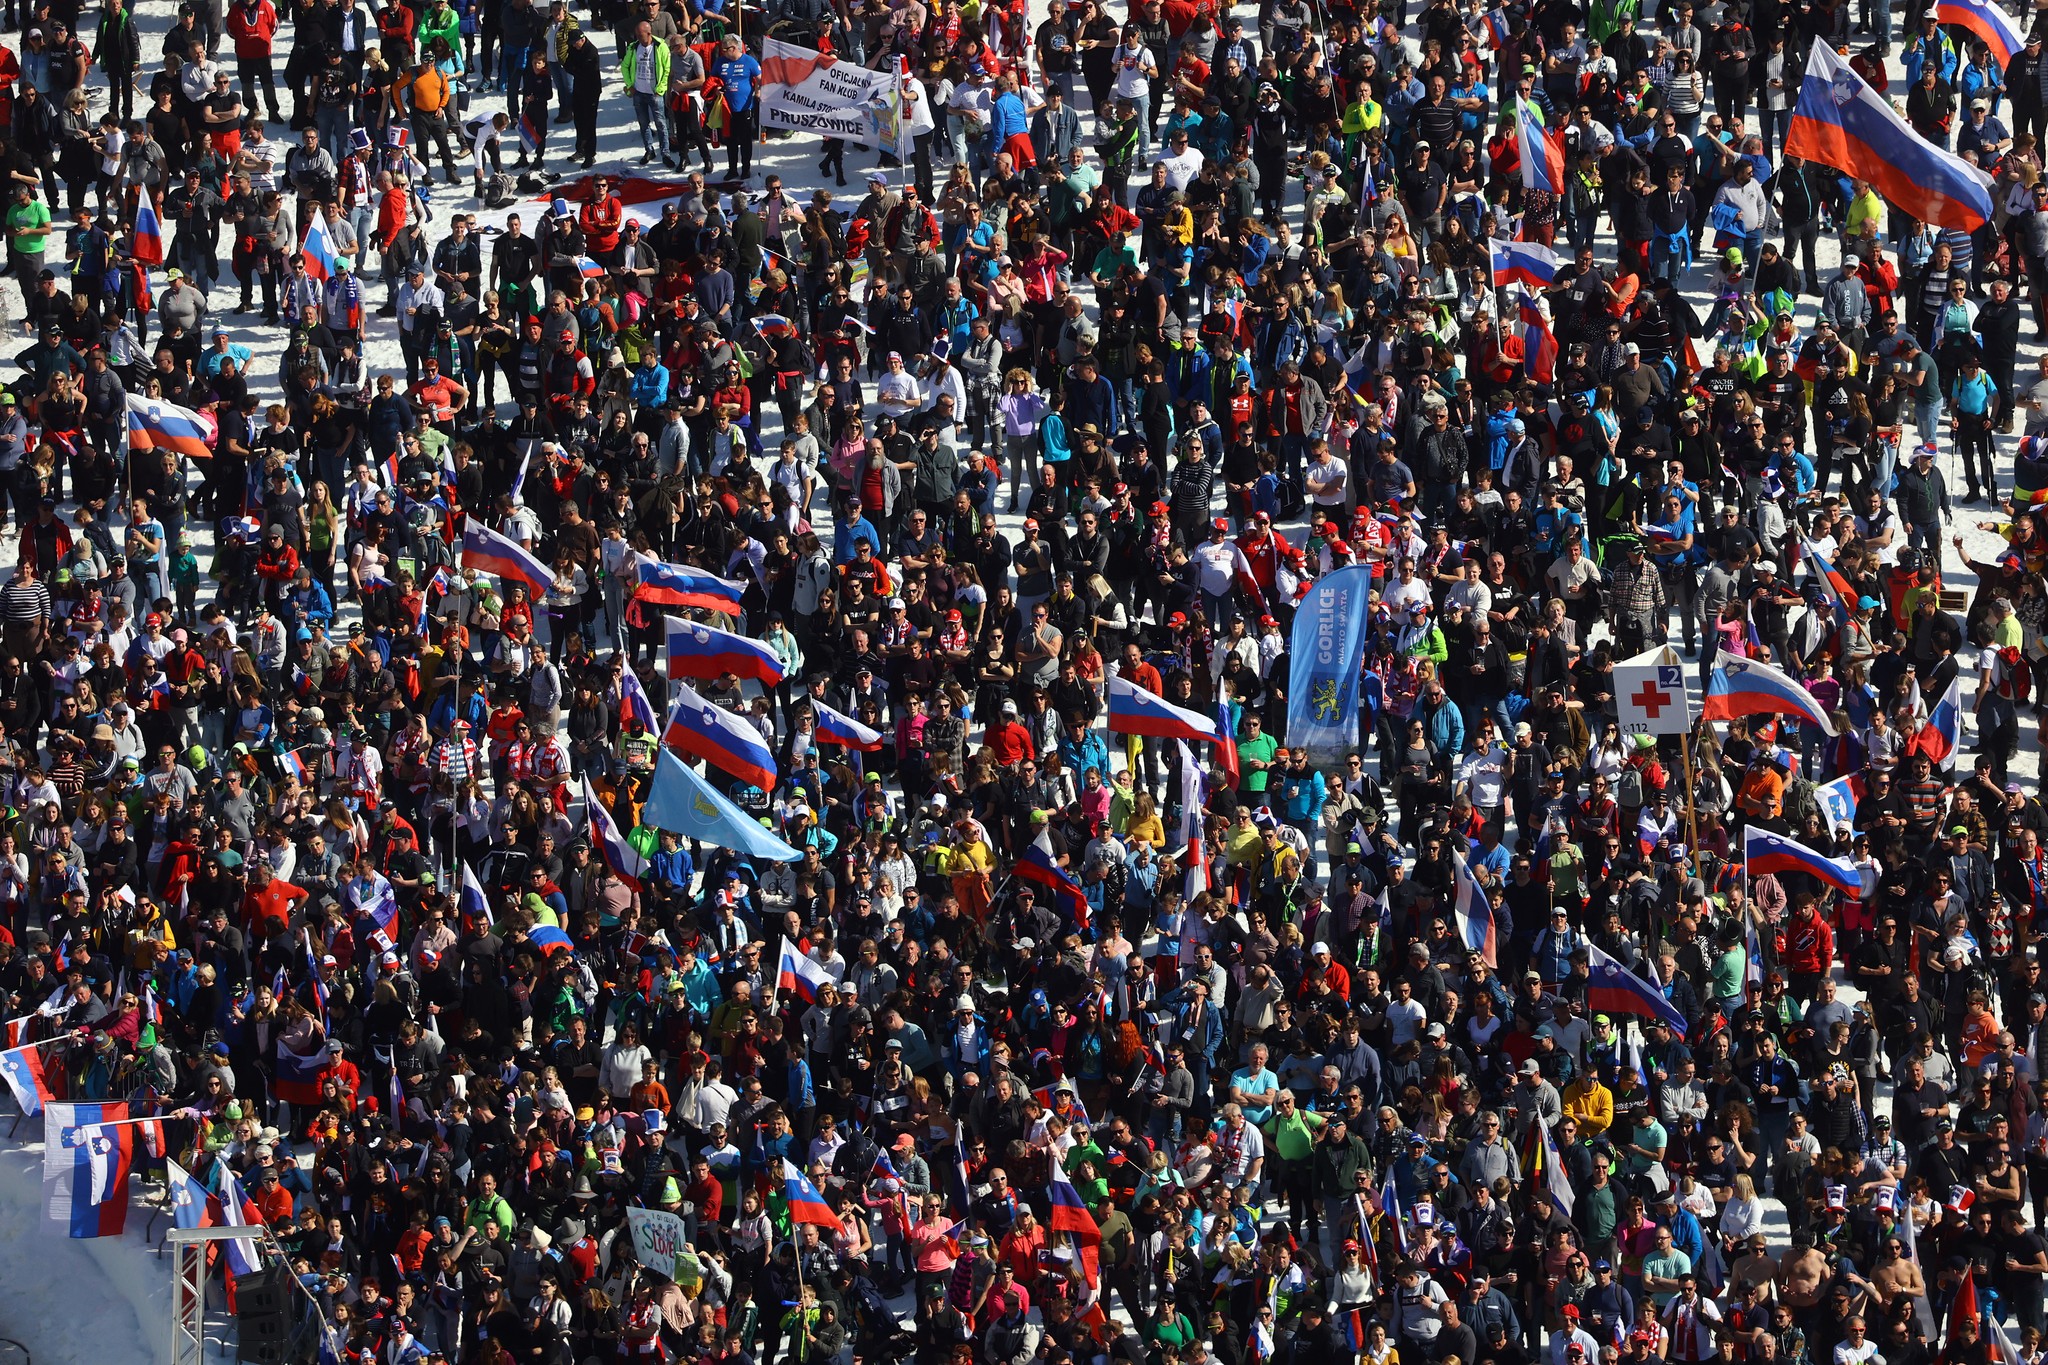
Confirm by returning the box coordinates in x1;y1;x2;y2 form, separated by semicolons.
0;1114;175;1365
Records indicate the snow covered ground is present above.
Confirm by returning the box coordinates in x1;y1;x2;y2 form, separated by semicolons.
0;1110;176;1365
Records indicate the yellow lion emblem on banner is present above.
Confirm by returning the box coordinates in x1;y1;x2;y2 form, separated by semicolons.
1313;680;1341;721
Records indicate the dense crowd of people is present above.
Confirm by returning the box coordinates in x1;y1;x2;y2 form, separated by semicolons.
5;0;2048;1364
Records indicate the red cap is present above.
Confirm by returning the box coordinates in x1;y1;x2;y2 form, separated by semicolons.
1212;517;1229;531
1151;500;1171;516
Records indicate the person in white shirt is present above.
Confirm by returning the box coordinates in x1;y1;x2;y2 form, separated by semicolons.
1386;976;1427;1045
464;110;509;193
875;351;923;415
1155;127;1203;190
1305;440;1349;511
1110;27;1157;153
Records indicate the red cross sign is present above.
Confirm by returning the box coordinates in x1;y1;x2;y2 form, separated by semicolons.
1631;680;1673;718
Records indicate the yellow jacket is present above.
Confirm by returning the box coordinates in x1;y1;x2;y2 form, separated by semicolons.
1563;1079;1614;1136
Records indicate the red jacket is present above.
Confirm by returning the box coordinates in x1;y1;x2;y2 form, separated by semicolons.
1783;909;1834;975
377;186;409;250
225;0;277;58
254;542;299;582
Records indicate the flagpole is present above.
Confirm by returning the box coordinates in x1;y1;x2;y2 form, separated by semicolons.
8;1028;88;1050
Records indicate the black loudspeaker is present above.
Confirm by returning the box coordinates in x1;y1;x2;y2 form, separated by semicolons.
237;1266;293;1364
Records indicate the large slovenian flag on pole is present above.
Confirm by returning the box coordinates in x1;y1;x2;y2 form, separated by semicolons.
582;778;647;891
0;1040;54;1114
636;559;747;614
460;519;556;596
1785;42;1993;232
813;699;885;751
782;1158;843;1227
662;681;778;792
1517;104;1566;196
301;209;340;283
664;614;786;686
44;1102;133;1237
1491;238;1559;290
1585;942;1690;1033
1106;672;1224;744
1743;825;1874;898
1937;0;2025;66
1016;827;1091;930
1702;655;1839;734
128;394;215;459
1451;850;1498;968
776;940;833;1003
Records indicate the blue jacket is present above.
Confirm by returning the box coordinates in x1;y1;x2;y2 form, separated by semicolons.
1166;991;1224;1064
630;363;671;408
1420;694;1464;756
988;90;1029;149
1061;730;1111;782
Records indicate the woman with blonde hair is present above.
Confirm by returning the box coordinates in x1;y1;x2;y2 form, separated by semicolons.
995;367;1049;507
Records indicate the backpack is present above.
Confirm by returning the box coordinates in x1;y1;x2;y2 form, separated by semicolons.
1784;774;1820;826
1617;763;1644;808
1999;646;2033;703
482;173;517;209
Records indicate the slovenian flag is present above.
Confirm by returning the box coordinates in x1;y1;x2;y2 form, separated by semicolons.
1451;849;1498;967
1743;825;1873;898
301;208;340;283
662;681;778;792
1106;672;1224;744
282;750;311;784
528;926;575;956
1516;104;1566;196
776;940;833;1004
1015;828;1091;931
1586;942;1690;1034
1519;290;1558;383
1048;1158;1101;1287
664;614;786;686
572;256;606;279
637;560;747;614
460;860;494;930
619;667;658;732
167;1158;215;1233
44;1102;133;1237
755;314;798;339
582;777;647;892
1923;676;1964;768
215;1164;264;1275
128;394;215;459
460;518;556;596
274;1039;334;1105
812;699;884;751
132;196;164;267
1815;773;1865;828
1491;238;1559;290
782;1158;842;1227
364;883;399;951
0;1041;54;1114
1936;0;2024;68
1702;655;1839;735
1785;43;1993;233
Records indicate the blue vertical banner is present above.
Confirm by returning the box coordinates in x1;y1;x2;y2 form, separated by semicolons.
1286;565;1375;765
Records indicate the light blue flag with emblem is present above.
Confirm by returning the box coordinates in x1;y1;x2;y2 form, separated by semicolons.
643;748;804;863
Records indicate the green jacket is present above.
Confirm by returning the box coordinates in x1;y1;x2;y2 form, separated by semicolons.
417;4;460;60
621;39;671;95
